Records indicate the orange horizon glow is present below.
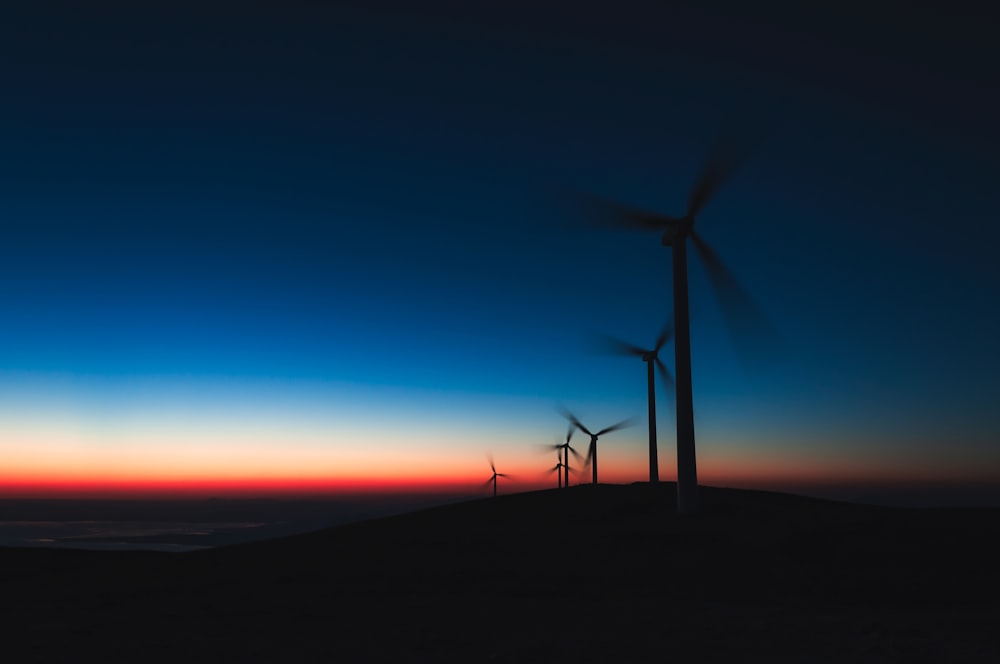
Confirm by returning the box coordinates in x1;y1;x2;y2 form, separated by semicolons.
0;476;499;499
3;461;997;500
5;425;997;500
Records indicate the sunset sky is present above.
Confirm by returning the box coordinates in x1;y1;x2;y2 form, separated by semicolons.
2;1;998;504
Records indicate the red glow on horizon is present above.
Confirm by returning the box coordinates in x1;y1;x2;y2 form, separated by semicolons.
3;450;996;500
0;475;500;500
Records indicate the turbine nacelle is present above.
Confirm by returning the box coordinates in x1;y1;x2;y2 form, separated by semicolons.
659;216;692;246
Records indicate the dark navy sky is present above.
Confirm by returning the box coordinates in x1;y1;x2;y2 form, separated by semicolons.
1;1;998;502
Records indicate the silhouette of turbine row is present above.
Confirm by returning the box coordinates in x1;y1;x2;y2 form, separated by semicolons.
543;424;583;488
568;133;776;513
558;407;635;485
485;135;775;510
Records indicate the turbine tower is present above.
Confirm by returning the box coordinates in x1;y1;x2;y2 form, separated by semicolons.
600;320;675;483
558;407;634;485
578;137;774;513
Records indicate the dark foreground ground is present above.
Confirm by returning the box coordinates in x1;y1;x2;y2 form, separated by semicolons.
2;483;998;662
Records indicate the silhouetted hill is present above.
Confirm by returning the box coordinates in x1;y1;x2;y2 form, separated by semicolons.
2;483;999;661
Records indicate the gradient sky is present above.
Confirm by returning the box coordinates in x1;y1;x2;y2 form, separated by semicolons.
2;0;998;504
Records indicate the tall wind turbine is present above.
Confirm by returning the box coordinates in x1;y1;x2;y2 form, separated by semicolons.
558;407;634;485
579;138;774;513
486;453;507;497
600;320;675;484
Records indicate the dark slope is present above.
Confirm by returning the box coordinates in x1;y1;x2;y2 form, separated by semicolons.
3;484;999;662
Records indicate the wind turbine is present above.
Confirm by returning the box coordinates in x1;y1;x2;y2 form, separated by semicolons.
543;424;583;488
548;448;564;489
558;407;635;485
600;320;675;484
578;137;774;513
486;454;507;497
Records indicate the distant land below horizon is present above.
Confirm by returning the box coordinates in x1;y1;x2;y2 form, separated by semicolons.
2;481;999;552
0;491;476;551
5;481;999;661
4;481;1000;516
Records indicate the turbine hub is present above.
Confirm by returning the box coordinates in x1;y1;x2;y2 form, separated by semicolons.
661;216;693;246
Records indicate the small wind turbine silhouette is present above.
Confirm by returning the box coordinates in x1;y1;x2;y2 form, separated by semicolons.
486;453;507;497
548;448;564;489
577;134;776;513
599;320;675;484
544;424;583;488
558;407;635;485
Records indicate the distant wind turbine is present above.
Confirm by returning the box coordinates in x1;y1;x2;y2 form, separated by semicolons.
558;407;635;485
548;447;564;489
575;134;776;513
599;320;675;484
485;453;508;497
542;424;583;488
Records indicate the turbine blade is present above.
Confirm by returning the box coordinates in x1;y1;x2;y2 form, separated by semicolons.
656;356;675;398
686;130;761;218
565;423;575;444
596;417;637;437
595;333;646;357
487;450;495;474
689;229;781;359
654;319;674;352
688;152;737;219
570;191;677;232
567;445;584;462
557;405;592;436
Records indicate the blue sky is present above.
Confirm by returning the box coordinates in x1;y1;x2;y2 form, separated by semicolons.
1;0;998;503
